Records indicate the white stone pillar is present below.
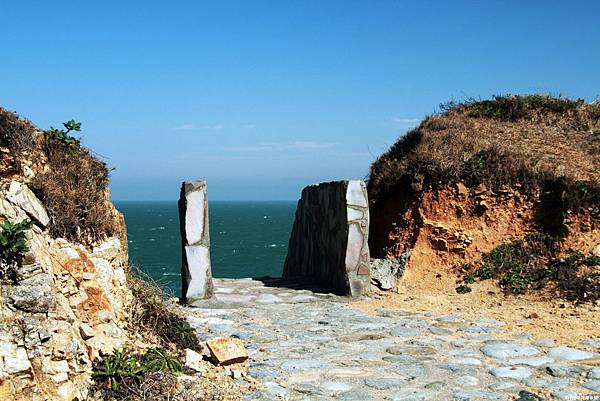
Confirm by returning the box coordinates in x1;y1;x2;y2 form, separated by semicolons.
179;181;213;303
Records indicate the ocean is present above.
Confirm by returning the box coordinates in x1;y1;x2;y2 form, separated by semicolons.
114;201;297;297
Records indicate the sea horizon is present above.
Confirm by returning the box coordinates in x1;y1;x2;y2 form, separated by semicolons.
115;200;297;297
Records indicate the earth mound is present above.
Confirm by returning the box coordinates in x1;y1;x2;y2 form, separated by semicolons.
367;95;600;302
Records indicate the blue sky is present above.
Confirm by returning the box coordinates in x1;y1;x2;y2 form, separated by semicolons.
1;1;599;200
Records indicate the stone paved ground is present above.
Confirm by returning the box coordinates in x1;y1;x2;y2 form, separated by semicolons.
185;278;600;401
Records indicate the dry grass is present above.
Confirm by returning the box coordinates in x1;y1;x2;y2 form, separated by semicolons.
0;107;118;244
0;108;38;155
368;95;600;220
128;267;201;351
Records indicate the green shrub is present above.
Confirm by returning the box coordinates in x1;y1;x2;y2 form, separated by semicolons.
447;94;582;121
456;285;472;294
0;219;32;281
583;255;600;266
474;265;494;280
500;267;532;294
463;233;600;301
463;274;476;284
47;119;81;147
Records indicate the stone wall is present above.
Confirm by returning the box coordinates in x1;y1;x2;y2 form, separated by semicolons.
283;180;371;296
179;181;213;304
0;180;130;401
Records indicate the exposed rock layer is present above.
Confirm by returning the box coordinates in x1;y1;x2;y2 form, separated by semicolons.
1;180;130;401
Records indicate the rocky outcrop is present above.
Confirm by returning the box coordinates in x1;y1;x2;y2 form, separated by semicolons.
370;251;411;291
0;180;130;401
283;180;371;296
179;180;213;304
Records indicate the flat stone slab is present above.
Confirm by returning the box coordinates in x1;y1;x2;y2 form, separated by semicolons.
548;346;594;361
481;341;540;359
490;366;532;379
206;336;248;365
364;377;406;390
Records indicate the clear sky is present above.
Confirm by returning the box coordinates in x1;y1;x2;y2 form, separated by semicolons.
1;1;599;200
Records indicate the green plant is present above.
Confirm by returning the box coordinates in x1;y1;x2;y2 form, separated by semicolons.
463;274;476;284
462;152;488;185
464;94;581;121
48;119;81;146
173;321;196;346
583;255;600;266
92;350;145;390
474;265;494;280
0;219;32;281
142;348;182;374
500;267;532;294
456;285;472;294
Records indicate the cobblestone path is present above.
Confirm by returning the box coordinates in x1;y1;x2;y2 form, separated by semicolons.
186;278;600;401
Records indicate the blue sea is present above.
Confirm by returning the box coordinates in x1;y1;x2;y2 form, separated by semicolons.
115;201;297;297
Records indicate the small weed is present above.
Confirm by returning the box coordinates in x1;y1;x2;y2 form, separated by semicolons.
583;255;600;266
456;285;472;294
463;274;476;284
92;350;145;390
462;152;488;185
173;321;196;347
0;219;32;281
92;347;183;394
142;347;182;374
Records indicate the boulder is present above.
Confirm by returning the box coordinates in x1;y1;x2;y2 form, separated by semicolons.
370;252;410;291
184;348;206;373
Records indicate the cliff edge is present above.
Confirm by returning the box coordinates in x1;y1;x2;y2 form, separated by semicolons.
0;108;131;400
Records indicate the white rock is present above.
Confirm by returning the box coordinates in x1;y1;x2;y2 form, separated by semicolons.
79;323;95;340
184;189;206;245
98;310;112;323
346;207;364;221
92;257;114;294
4;347;31;373
51;372;69;383
0;198;27;221
43;359;70;375
593;244;600;257
184;348;206;373
6;181;50;227
92;237;122;261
